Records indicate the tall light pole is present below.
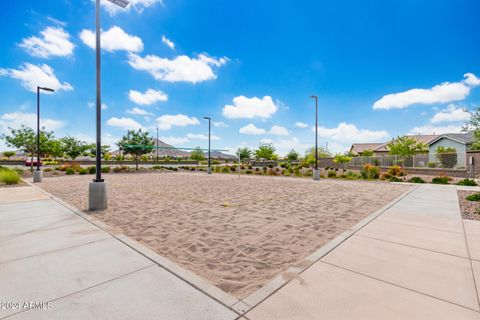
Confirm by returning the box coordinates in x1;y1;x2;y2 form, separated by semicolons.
203;117;211;174
89;0;129;211
310;95;320;180
33;86;55;183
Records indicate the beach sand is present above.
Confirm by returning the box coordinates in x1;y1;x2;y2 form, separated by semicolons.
38;172;411;298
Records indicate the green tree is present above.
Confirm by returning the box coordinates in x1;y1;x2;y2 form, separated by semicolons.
190;146;205;165
61;136;90;160
333;153;352;170
359;149;374;156
254;142;278;160
388;136;427;175
236;147;252;163
2;126;54;172
116;129;153;170
88;144;111;158
304;146;331;165
462;108;480;150
2;151;15;159
45;139;64;159
286;149;299;162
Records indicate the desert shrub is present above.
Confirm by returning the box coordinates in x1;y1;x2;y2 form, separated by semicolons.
65;168;75;175
0;169;20;184
230;165;237;172
172;167;178;171
55;166;62;171
15;168;24;175
457;179;478;186
43;168;53;172
248;165;252;169
432;176;449;184
325;167;330;170
214;166;221;173
255;167;260;172
88;166;96;174
380;173;392;180
427;162;436;168
466;193;480;202
280;163;287;168
78;168;88;175
101;166;110;173
387;166;403;177
190;167;195;171
360;164;379;179
327;170;337;178
408;176;426;184
152;165;162;170
344;171;359;180
113;167;122;173
246;170;253;174
389;176;403;182
221;166;230;173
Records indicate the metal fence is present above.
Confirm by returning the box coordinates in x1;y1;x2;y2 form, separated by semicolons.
349;153;465;169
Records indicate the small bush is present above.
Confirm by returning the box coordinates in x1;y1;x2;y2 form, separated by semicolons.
65;168;75;175
457;179;478;186
344;171;359;180
44;168;53;172
152;165;162;170
78;168;88;175
221;166;230;173
230;165;237;172
466;193;480;202
246;170;253;174
390;176;403;182
427;162;436;168
327;170;337;178
380;173;392;180
360;164;379;179
0;169;20;184
88;166;96;174
280;163;287;168
101;166;110;173
268;164;274;169
432;176;449;184
387;166;403;177
408;176;426;184
113;167;122;173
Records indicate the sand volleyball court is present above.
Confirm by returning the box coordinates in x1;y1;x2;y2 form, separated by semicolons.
38;172;411;298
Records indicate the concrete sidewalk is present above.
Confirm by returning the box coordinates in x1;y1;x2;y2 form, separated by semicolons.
0;186;237;320
246;184;480;320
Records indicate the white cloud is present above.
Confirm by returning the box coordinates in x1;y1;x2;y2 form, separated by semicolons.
222;96;278;119
269;125;289;136
239;123;267;135
100;0;162;16
156;114;199;130
127;53;227;83
213;121;228;128
239;123;289;136
408;124;462;135
80;26;143;53
19;27;74;58
161;35;175;49
159;136;189;145
313;122;389;143
0;112;65;134
128;88;167;105
295;122;309;128
106;117;142;130
88;102;107;110
0;63;73;92
186;133;220;141
127;107;152;116
373;73;480;110
431;104;470;123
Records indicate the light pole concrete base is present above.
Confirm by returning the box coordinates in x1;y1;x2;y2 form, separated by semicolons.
88;181;107;211
313;169;320;181
207;167;212;174
33;170;43;183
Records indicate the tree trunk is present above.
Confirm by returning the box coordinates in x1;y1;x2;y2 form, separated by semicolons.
135;156;139;171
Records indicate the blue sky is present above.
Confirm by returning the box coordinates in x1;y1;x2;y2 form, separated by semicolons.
1;0;479;155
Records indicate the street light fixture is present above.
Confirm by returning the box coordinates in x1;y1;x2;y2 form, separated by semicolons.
89;0;130;210
203;117;211;174
33;86;55;183
310;95;320;180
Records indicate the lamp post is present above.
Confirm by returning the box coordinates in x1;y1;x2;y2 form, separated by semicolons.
203;117;211;174
33;86;55;183
310;95;320;180
89;0;129;211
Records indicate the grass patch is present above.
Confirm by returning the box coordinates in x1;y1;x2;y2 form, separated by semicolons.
0;169;21;185
466;193;480;202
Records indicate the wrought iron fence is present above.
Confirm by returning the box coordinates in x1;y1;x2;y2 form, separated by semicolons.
349;153;465;169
